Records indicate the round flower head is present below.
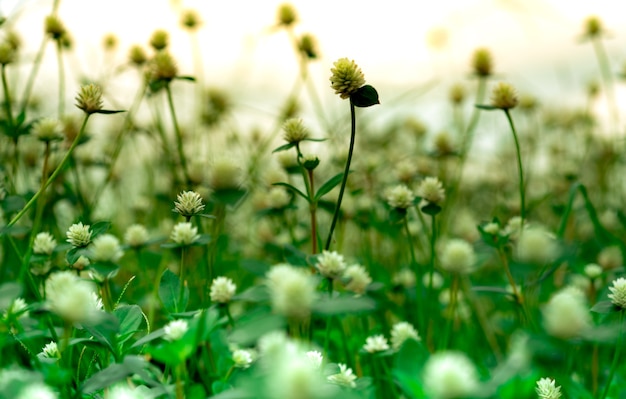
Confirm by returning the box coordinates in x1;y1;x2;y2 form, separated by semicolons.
330;58;365;99
515;226;559;264
422;351;479;399
490;82;518;110
542;288;591;339
417;176;445;205
163;319;188;341
583;16;604;38
209;158;242;191
385;184;415;209
276;3;298;27
536;377;562;399
305;350;323;369
608;277;626;309
32;118;64;142
124;224;149;248
66;222;92;247
393;268;416;288
45;15;66;39
316;250;347;279
302;153;320;171
232;349;253;369
363;334;390;353
298;33;319;60
449;83;466;105
471;47;493;77
0;41;16;65
170;222;199;245
390;321;420;350
180;9;202;30
598;245;622;270
149;52;178;82
33;232;57;255
75;84;103;114
282;118;309;144
266;264;316;319
343;264;372;295
4;297;29;321
91;234;123;263
210;276;237;303
149;29;169;50
440;239;476;274
328;363;357;388
267;187;291;209
38;341;60;360
128;45;147;66
45;271;100;323
173;190;205;218
17;383;58;399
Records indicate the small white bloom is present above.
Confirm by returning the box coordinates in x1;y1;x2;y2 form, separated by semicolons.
515;226;559;264
583;263;603;279
542;288;591;339
305;350;323;369
66;222;91;247
608;277;626;309
170;222;199;245
343;264;372;295
327;363;357;388
422;271;444;290
266;264;316;319
385;184;415;209
316;250;347;279
173;190;205;217
232;349;253;369
33;232;57;255
210;276;237;303
17;383;58;399
536;377;562;399
38;341;60;360
393;268;416;288
440;239;476;274
45;271;100;323
598;245;623;270
124;224;149;247
422;351;479;399
4;297;29;319
417;176;445;205
91;234;123;263
163;319;188;341
390;321;420;350
363;334;389;353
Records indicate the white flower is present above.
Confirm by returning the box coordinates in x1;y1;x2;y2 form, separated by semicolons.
598;245;623;270
163;319;188;341
91;234;123;263
363;334;389;353
170;222;199;245
45;271;100;323
4;297;29;319
393;268;416;288
33;232;57;255
266;264;316;319
173;190;205;217
343;264;372;295
38;341;60;360
305;350;323;370
417;176;445;205
385;184;415;209
105;384;150;399
330;58;365;99
423;271;444;290
390;321;420;350
316;250;347;279
232;349;253;369
608;277;626;309
327;363;357;388
66;222;91;247
124;224;149;247
210;276;237;303
282;118;309;144
17;383;58;399
542;288;591;339
422;351;479;399
439;239;476;274
515;226;559;264
32;117;64;142
267;187;291;209
583;263;603;279
536;377;562;399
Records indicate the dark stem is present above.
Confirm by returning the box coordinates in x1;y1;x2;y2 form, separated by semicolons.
504;109;525;223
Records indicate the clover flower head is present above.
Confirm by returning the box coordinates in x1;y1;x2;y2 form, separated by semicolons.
423;351;479;399
45;15;66;39
363;334;389;353
150;51;178;81
91;234;123;263
170;222;199;245
173;190;205;217
0;41;16;65
583;16;604;38
266;264;316;319
164;319;188;341
232;349;253;369
343;264;372;295
472;47;493;77
515;226;559;264
608;277;626;309
440;239;476;274
149;29;169;50
282;118;309;144
181;9;202;30
316;250;347;279
598;245;622;270
385;184;415;209
330;58;365;99
417;176;445;205
277;3;298;27
75;84;103;114
124;224;149;247
328;363;357;388
542;288;591;339
305;351;323;369
128;45;147;66
66;222;92;247
210;276;237;303
536;377;562;399
491;82;519;110
393;268;416;288
33;232;57;255
390;321;421;350
45;271;100;323
298;33;319;59
38;341;60;360
209;158;242;191
32;118;64;142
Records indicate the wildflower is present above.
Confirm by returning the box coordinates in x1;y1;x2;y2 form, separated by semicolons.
232;349;253;369
128;45;147;66
149;29;169;51
417;176;445;205
422;351;479;399
124;224;149;247
170;222;199;245
163;319;188;341
209;158;242;191
515;226;558;264
440;239;476;274
363;334;390;353
608;277;626;309
282;118;309;144
75;84;103;114
173;190;205;218
330;58;365;99
106;384;150;399
298;33;319;59
265;350;328;399
490;82;518;110
45;15;66;40
328;363;357;388
32;118;64;142
0;41;16;65
209;276;237;303
301;154;319;171
343;264;372;295
149;52;178;82
17;383;58;399
91;234;123;263
471;48;493;77
38;342;60;360
542;288;591;339
102;33;118;51
71;255;90;271
390;321;420;350
449;83;465;105
583;16;604;38
536;377;562;399
33;232;57;255
66;222;91;247
598;245;622;270
393;268;416;288
267;187;291;209
316;250;347;279
423;271;444;289
276;3;297;27
385;184;415;209
305;351;323;369
4;298;29;320
45;271;99;323
266;264;316;319
180;9;202;30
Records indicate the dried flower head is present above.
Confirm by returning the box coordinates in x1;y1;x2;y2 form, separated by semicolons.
344;264;372;295
163;319;188;341
276;3;298;27
90;234;123;263
363;334;390;353
390;321;420;350
32;118;64;142
472;48;493;77
282;118;309;144
330;58;366;99
417;176;445;205
385;184;415;209
75;84;103;114
149;29;169;51
422;351;479;399
181;9;202;30
328;364;357;388
608;277;626;309
170;222;199;245
491;82;519;110
45;15;66;40
536;377;562;399
210;276;237;303
173;191;205;218
316;250;347;279
66;222;91;248
33;232;57;255
124;224;149;248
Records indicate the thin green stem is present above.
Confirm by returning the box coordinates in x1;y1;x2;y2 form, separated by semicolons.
8;114;91;227
56;41;65;118
424;214;437;337
504;109;525;223
165;84;190;186
1;64;14;129
325;102;356;250
591;37;619;129
178;247;186;313
403;216;417;266
20;38;48;115
440;274;458;350
307;169;318;254
600;311;623;399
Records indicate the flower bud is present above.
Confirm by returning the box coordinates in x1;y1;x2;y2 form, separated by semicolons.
33;232;57;255
276;3;297;27
330;58;365;99
66;222;92;248
45;15;66;40
471;48;493;77
491;82;518;110
210;276;237;303
128;45;147;66
181;9;202;30
149;29;169;51
282;118;309;144
75;84;103;115
173;190;205;218
32;117;64;142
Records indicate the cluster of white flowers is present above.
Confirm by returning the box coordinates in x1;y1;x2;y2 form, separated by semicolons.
316;250;347;280
232;349;254;369
173;190;205;217
515;226;559;264
124;224;149;247
417;176;445;205
210;276;237;303
608;277;626;309
170;222;199;245
33;232;57;255
90;234;123;263
66;222;92;247
343;264;372;295
327;363;357;388
363;334;390;353
536;377;562;399
38;341;60;360
385;184;415;209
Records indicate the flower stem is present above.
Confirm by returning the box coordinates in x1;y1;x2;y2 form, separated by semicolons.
56;41;65;118
165;84;191;186
600;310;624;399
325;102;356;250
1;64;14;129
504;109;525;223
308;169;318;254
178;247;187;313
591;36;619;129
19;38;48;115
403;216;417;266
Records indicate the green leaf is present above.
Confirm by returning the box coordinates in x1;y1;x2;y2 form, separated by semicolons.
90;221;111;238
0;282;22;310
212;188;248;207
80;356;152;394
420;202;441;216
90;261;120;279
229;313;286;346
1;195;26;215
66;247;89;265
176;75;196;82
350;85;380;108
312;295;377;316
475;104;498;110
283;244;309;267
130;329;166;349
272;142;296;153
94;109;126;115
314;172;344;201
590;300;620;314
81;312;120;355
272;182;309;203
394;338;429;376
159;269;188;313
115;305;145;345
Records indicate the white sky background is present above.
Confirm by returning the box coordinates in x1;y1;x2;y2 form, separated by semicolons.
2;0;626;133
